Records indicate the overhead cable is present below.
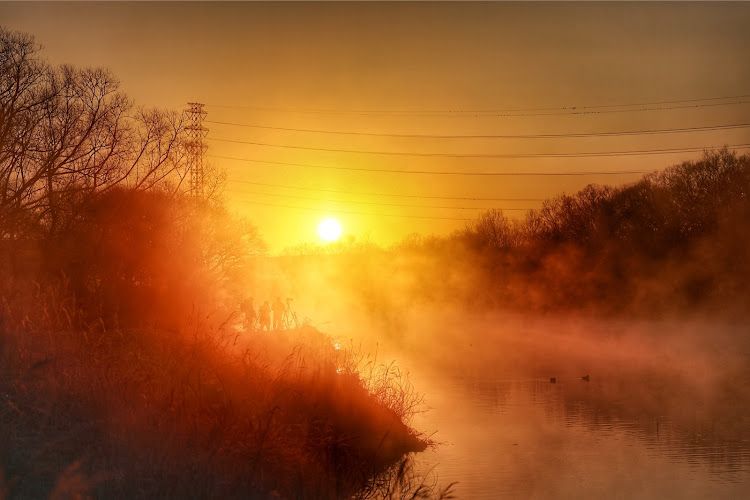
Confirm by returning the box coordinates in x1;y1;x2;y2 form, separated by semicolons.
207;138;750;159
231;198;472;221
227;187;534;211
206;120;750;139
228;179;544;201
204;94;750;117
209;154;650;176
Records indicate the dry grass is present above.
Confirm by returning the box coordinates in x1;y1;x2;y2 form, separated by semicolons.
0;283;441;499
356;457;457;500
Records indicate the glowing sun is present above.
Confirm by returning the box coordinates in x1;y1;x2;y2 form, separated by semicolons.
318;218;342;242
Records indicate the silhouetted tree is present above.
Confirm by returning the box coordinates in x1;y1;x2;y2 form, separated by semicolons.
391;148;750;314
0;27;188;239
0;27;265;330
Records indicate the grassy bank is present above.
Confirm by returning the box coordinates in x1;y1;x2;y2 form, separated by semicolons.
0;293;436;499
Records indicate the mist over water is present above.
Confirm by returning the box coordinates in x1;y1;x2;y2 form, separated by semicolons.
272;248;750;498
259;149;750;496
404;313;750;499
354;310;749;497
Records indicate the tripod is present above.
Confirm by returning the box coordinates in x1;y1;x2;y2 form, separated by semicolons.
281;298;299;330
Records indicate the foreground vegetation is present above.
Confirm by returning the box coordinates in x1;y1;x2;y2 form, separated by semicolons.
0;312;432;498
0;27;448;499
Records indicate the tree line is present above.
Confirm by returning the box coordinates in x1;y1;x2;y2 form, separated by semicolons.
395;148;750;315
1;27;262;333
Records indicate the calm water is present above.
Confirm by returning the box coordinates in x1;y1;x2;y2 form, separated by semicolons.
410;374;750;499
397;321;750;499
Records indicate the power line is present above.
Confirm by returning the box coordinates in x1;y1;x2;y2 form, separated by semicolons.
228;179;544;201
227;187;534;211
206;120;750;140
204;94;750;117
209;154;650;176
231;198;472;221
207;137;750;159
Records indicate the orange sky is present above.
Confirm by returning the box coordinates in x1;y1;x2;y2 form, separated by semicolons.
2;2;749;252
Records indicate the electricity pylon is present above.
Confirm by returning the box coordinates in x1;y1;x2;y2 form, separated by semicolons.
185;102;208;197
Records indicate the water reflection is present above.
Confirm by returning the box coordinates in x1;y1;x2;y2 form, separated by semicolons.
412;373;750;499
357;454;457;500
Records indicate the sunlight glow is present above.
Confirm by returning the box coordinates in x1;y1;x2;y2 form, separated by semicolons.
318;218;342;242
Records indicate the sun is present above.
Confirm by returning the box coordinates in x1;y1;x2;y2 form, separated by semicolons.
318;218;342;242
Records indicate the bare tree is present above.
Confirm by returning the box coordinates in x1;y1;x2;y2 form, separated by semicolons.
0;27;188;238
469;209;521;249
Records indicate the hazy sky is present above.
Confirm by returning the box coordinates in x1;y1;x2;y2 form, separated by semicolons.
2;2;749;251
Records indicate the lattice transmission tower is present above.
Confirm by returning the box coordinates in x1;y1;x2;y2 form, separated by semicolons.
185;102;208;197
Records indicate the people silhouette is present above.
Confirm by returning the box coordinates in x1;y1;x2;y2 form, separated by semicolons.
272;297;285;330
259;300;271;331
241;297;256;330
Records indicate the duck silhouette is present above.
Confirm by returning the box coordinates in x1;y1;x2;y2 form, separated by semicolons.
549;377;557;384
581;375;590;382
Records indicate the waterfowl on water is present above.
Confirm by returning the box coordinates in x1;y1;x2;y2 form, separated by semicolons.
581;375;590;382
549;377;557;384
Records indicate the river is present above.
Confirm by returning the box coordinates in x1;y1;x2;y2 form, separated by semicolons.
367;314;750;499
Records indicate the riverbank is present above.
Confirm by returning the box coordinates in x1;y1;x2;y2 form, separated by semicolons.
0;318;430;499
